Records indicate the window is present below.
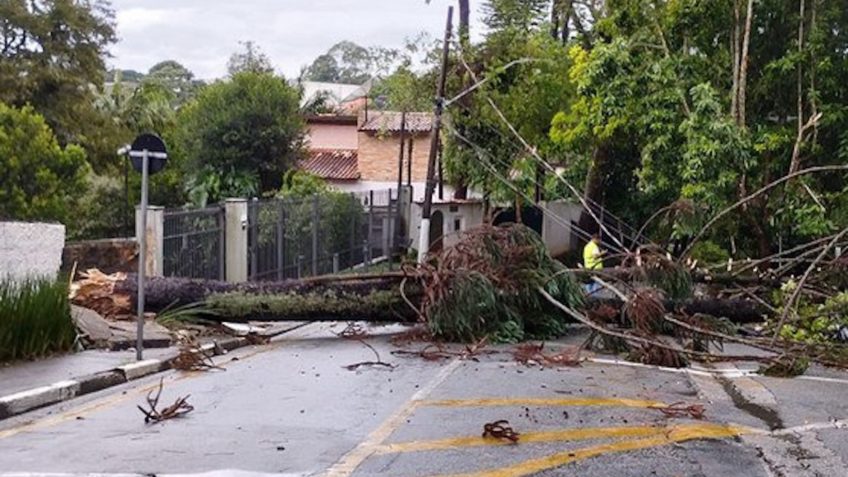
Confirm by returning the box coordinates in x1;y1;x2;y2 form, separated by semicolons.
454;217;462;232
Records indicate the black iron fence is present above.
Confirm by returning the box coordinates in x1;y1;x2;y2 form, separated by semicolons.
163;206;225;280
247;189;399;281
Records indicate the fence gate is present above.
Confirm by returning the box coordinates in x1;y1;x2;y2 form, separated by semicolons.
247;189;398;281
163;206;225;280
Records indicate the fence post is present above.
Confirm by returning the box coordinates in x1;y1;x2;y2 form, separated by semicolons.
135;206;164;277
333;253;340;274
276;201;285;281
363;240;370;270
368;190;374;253
297;255;304;279
224;198;248;283
312;195;319;276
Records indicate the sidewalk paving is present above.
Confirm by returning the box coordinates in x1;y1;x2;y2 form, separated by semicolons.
0;348;176;397
0;321;312;421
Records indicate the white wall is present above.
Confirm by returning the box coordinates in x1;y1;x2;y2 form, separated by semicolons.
330;181;478;203
541;200;584;257
0;222;66;282
409;202;486;253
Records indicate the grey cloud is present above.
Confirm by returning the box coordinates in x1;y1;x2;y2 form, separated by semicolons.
109;0;481;80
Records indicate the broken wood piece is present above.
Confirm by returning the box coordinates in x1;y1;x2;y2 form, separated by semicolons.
136;378;194;424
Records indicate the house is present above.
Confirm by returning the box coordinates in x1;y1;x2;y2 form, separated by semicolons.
302;110;464;202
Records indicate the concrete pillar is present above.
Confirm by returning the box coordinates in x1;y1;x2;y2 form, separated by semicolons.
224;199;249;283
135;206;164;277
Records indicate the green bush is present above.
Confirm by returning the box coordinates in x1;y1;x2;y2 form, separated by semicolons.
0;102;90;224
0;279;77;362
689;240;731;265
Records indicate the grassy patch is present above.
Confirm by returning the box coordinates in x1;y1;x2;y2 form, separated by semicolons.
0;278;77;362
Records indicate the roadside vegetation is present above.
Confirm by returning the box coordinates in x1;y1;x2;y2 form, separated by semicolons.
0;279;77;362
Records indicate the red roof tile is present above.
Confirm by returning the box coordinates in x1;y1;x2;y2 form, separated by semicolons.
359;111;433;133
301;149;360;181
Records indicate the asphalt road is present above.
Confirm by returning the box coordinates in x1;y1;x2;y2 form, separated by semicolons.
1;322;847;477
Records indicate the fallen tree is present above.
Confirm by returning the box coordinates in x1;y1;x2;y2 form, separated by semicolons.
585;296;769;324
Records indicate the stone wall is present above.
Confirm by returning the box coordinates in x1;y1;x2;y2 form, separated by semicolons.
0;222;66;281
61;238;138;275
358;131;430;182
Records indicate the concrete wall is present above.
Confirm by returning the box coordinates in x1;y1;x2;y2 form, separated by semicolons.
541;200;584;257
330;181;463;203
409;201;486;252
0;222;66;281
358;132;430;182
62;239;137;275
306;123;358;149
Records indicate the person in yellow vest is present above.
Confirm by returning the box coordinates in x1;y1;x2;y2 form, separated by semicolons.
583;233;604;295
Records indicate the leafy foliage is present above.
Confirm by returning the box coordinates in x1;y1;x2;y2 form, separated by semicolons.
227;41;275;76
0;278;76;362
301;41;397;84
177;72;306;204
424;224;584;343
0;103;90;224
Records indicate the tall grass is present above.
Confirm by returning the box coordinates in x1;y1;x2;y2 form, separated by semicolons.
0;278;77;362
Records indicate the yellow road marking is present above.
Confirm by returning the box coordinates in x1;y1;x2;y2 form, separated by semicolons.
321;359;463;477
374;425;670;454
418;397;667;409
429;423;750;477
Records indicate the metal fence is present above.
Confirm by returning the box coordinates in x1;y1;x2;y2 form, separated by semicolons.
163;206;225;280
247;189;399;281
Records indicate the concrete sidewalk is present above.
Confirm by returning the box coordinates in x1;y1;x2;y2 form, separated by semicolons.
0;321;315;421
0;348;176;397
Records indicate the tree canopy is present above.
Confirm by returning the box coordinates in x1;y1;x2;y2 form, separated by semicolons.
0;103;89;224
176;72;306;205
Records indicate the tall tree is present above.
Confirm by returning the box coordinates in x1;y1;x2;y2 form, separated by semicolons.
0;103;89;224
301;41;397;83
227;41;274;76
0;0;116;145
146;60;204;107
176;72;305;204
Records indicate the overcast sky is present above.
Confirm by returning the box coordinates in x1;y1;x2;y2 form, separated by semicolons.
110;0;482;80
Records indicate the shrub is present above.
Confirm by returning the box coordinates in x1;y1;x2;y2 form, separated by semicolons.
0;102;90;224
689;240;731;265
0;279;77;361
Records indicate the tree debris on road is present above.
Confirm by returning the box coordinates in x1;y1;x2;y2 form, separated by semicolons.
482;420;520;443
137;378;194;424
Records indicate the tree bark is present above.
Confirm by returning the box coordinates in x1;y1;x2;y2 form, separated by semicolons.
730;0;741;117
458;0;470;48
578;141;612;237
451;0;471;201
736;0;755;127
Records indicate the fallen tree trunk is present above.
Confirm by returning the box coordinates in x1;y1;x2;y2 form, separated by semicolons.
113;274;420;323
570;267;780;287
586;296;770;323
84;269;769;325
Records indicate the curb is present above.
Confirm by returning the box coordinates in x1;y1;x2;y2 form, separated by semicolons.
0;336;252;421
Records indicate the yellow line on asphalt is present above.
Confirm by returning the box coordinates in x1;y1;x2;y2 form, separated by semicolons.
374;425;670;454
321;359;463;477
429;423;751;477
418;397;668;409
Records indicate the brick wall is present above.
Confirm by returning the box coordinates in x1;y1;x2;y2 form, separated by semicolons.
358;131;431;182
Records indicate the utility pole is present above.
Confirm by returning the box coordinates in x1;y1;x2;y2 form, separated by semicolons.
418;6;453;264
395;111;407;257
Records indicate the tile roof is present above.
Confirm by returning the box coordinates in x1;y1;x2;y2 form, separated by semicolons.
359;111;433;133
301;149;360;181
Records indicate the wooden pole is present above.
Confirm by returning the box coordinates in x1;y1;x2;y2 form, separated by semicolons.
418;6;453;263
395;111;407;254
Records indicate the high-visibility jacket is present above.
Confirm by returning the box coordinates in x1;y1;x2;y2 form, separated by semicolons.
583;240;603;270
